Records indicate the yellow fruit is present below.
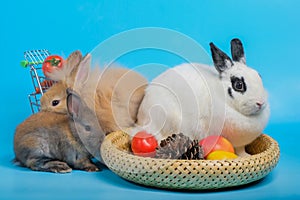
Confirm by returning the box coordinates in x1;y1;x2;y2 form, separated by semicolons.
206;150;238;160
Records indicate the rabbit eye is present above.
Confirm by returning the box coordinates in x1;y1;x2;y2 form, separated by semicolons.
231;76;247;93
234;81;243;90
52;100;60;106
85;125;91;132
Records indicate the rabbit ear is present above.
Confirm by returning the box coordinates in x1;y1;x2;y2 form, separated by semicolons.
210;42;233;74
231;38;246;64
66;50;82;68
68;50;83;80
73;53;91;88
66;88;82;119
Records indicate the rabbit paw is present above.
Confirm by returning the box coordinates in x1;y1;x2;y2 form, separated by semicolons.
42;160;72;173
83;164;100;172
235;146;251;157
73;160;101;172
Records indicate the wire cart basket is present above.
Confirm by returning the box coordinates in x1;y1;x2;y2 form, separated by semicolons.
21;49;52;113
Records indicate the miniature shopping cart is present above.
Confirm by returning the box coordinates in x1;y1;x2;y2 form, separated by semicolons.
21;49;52;113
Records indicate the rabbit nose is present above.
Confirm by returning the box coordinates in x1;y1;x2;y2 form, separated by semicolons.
256;101;264;109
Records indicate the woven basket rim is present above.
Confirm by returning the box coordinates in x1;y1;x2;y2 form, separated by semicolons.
101;131;280;190
104;131;277;162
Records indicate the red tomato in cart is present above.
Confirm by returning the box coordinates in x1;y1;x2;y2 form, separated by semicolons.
42;55;64;78
35;80;55;94
131;131;158;157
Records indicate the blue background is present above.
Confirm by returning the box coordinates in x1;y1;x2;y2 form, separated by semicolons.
1;0;299;199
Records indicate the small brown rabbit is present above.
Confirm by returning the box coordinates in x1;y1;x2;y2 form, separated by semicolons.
14;88;105;173
41;51;147;134
40;50;83;114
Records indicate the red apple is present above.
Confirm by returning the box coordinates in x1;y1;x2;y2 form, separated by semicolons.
131;131;158;157
199;135;235;158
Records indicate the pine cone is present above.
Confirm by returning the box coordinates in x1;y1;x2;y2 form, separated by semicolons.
155;133;204;160
180;140;203;160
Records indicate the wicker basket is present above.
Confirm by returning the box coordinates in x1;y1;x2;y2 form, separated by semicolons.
101;131;280;190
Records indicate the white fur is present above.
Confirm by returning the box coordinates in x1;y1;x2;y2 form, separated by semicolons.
136;62;270;155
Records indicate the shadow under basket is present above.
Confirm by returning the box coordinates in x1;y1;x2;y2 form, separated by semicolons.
101;131;280;190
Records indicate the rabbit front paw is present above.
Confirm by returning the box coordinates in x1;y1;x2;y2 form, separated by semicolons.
74;160;101;172
48;161;73;173
32;159;72;173
83;164;100;172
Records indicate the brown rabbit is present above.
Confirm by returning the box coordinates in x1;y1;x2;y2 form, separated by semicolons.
14;88;105;173
40;50;83;114
41;51;147;134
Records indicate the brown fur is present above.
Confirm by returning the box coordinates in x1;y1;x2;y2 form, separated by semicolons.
40;50;83;114
40;82;68;113
41;50;147;134
85;67;147;133
14;90;104;173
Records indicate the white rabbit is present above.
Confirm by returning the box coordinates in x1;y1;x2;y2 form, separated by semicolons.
136;39;270;156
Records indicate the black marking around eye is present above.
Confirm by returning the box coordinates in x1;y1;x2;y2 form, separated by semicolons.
230;76;247;94
228;87;233;98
